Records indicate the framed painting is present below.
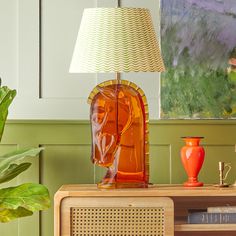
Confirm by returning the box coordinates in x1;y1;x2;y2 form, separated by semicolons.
161;0;236;118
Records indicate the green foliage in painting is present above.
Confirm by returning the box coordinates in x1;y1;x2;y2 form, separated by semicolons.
161;64;235;118
161;0;236;118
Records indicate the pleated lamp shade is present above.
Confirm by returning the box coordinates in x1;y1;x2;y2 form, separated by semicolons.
69;8;165;73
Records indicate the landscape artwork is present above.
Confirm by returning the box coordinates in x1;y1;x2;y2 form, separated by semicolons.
161;0;236;118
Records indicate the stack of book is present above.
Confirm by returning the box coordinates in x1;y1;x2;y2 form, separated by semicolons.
188;206;236;224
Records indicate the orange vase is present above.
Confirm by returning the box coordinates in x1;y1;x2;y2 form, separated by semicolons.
181;137;205;187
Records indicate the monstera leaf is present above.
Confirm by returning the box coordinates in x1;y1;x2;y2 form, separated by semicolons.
0;147;50;222
0;183;50;222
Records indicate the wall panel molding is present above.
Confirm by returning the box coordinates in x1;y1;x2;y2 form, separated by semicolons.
5;0;163;120
0;120;236;235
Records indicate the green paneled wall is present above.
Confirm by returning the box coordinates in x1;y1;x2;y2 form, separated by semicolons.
1;120;236;236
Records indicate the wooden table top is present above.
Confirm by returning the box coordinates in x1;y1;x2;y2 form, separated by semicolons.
55;184;236;197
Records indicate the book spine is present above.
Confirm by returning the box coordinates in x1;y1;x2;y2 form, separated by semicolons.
188;212;236;224
207;206;236;213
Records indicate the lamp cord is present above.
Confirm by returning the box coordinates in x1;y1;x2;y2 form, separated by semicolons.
115;0;121;184
117;0;121;8
115;72;121;81
115;0;121;81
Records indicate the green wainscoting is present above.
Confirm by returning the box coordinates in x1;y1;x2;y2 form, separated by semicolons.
0;120;236;236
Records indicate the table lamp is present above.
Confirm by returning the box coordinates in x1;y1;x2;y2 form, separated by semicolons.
69;7;165;189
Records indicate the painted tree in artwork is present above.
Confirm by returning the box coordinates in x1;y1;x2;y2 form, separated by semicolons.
161;0;236;118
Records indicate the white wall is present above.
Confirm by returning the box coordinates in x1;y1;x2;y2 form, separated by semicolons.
1;0;161;119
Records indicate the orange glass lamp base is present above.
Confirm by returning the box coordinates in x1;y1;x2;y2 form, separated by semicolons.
88;80;149;189
98;170;148;189
181;137;205;187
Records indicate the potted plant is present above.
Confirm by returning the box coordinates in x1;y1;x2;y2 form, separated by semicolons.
0;79;50;222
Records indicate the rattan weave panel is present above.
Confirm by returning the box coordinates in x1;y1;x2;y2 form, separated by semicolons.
71;207;165;236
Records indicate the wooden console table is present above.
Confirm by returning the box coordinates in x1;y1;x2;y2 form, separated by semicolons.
54;184;236;236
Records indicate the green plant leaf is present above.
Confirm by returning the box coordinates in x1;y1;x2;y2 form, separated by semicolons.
0;78;16;107
0;87;16;117
0;80;50;223
0;162;31;184
0;79;16;142
0;147;44;174
0;183;50;213
0;207;33;223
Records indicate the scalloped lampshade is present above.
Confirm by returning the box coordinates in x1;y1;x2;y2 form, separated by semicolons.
69;8;165;73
